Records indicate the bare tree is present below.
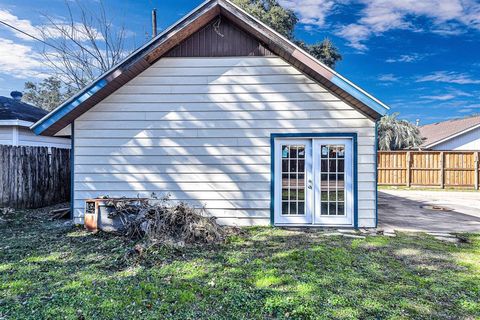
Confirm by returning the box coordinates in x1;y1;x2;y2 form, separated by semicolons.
38;1;131;90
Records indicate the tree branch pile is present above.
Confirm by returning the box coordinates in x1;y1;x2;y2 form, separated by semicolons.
105;196;227;246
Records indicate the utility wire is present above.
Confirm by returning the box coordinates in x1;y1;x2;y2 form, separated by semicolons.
0;19;101;71
0;19;63;52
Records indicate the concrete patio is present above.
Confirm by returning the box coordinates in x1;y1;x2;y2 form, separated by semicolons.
378;189;480;233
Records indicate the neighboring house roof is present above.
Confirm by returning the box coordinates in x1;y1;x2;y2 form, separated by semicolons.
0;96;48;125
32;0;389;136
420;115;480;149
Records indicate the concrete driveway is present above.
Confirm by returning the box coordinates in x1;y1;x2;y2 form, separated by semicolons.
378;189;480;233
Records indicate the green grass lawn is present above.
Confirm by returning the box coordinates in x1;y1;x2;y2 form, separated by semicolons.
1;207;479;319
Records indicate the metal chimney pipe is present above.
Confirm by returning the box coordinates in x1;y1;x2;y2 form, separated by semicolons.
152;9;157;38
10;91;22;101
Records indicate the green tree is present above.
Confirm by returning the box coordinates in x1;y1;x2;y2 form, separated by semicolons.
296;38;342;69
23;77;75;111
233;0;342;68
233;0;298;39
378;113;424;151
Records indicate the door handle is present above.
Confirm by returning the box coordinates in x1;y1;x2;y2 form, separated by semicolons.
307;179;313;189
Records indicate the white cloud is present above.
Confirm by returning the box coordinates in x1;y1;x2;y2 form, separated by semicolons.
378;73;399;82
278;0;337;27
420;94;456;101
0;9;41;41
336;0;478;50
447;88;474;97
41;22;104;42
0;9;103;42
386;53;427;63
0;38;48;79
284;0;480;51
459;104;480;113
336;24;370;51
416;71;480;84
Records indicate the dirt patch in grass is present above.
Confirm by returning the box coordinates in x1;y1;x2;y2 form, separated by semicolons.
1;207;479;319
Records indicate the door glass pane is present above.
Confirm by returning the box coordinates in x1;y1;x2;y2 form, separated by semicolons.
282;202;289;214
290;159;297;172
298;146;305;158
280;143;306;216
329;202;336;215
298;189;305;201
338;202;345;215
320;144;346;216
321;202;328;215
298;159;305;172
297;174;305;187
282;174;289;187
290;202;297;215
290;146;297;158
298;202;305;215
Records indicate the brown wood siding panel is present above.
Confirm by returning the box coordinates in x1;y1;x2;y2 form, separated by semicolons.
165;16;274;57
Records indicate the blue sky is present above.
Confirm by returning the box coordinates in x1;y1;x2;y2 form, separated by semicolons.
0;0;479;125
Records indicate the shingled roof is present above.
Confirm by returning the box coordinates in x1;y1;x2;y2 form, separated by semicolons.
0;96;48;124
420;115;480;148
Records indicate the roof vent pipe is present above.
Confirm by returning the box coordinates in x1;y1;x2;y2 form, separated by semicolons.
10;91;22;101
152;9;157;38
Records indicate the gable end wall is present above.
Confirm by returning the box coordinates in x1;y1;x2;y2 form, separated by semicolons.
73;56;377;227
431;126;480;150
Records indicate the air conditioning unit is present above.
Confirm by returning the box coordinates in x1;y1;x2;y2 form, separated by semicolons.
84;198;147;232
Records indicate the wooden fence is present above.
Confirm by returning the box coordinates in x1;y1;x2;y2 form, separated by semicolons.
0;145;70;208
378;151;480;189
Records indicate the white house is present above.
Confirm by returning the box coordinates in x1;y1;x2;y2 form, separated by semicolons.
0;91;70;148
420;115;480;150
32;0;389;228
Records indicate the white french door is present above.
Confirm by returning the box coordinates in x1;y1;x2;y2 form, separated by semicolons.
312;139;353;225
274;137;354;226
274;139;313;224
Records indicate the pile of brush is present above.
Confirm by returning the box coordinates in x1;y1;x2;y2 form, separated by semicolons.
105;195;226;246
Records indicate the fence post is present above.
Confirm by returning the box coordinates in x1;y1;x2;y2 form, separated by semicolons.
475;151;479;190
440;151;445;189
406;151;411;187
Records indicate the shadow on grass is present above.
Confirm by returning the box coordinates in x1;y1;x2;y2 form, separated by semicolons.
1;216;479;319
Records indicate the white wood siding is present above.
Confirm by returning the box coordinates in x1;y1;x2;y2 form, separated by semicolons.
73;57;377;227
0;126;13;145
0;126;70;148
432;126;480;150
18;127;71;148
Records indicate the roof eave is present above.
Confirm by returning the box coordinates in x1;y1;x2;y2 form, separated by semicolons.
0;119;34;127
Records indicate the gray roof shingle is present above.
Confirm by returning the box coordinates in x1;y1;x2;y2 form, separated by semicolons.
0;96;48;123
420;115;480;148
